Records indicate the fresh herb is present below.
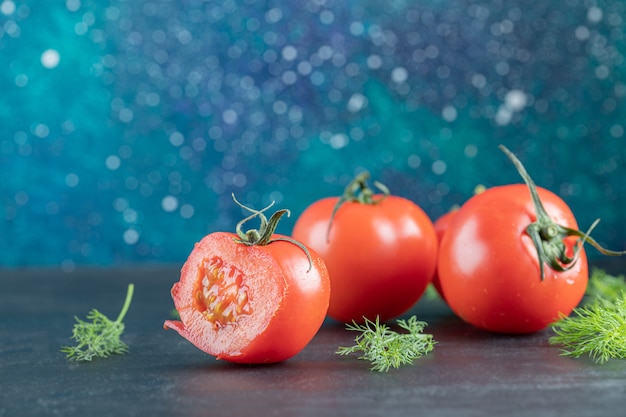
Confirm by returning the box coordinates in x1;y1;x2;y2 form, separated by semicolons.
585;268;626;304
549;293;626;363
62;283;135;361
336;315;436;372
550;269;626;364
423;283;442;301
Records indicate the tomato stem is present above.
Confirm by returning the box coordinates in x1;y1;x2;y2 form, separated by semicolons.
231;194;313;272
499;145;626;281
326;172;390;242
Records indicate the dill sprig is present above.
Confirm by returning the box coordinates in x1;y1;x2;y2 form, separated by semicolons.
62;283;135;362
423;283;442;301
549;293;626;364
550;269;626;364
336;315;436;372
585;268;626;304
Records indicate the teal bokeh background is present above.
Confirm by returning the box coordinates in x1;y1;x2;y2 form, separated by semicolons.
1;0;625;268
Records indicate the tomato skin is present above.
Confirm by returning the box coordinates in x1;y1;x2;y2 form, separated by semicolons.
164;232;330;363
292;195;438;323
437;185;588;334
431;209;458;302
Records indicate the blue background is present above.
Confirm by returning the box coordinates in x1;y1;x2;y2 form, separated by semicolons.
1;0;625;269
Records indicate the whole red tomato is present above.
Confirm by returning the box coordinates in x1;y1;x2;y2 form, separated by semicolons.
438;146;623;334
431;208;458;301
164;197;330;363
438;184;587;334
432;186;485;302
292;172;438;323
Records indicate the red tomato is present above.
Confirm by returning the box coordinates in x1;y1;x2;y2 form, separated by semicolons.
431;209;458;301
437;185;587;334
292;179;438;323
164;204;330;364
432;186;485;302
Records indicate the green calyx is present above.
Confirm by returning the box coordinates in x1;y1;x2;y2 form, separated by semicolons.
337;171;390;206
500;145;626;281
231;194;313;272
326;171;390;242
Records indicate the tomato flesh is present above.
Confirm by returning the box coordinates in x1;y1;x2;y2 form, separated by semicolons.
194;256;252;328
437;185;588;334
164;232;330;363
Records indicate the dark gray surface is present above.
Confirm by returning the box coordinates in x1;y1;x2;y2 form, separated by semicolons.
2;259;626;417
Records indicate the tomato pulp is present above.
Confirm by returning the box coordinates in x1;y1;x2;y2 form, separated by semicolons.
437;185;588;334
164;232;331;363
293;194;438;323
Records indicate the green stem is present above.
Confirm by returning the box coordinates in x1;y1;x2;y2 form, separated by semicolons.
499;145;626;281
115;284;135;324
231;194;313;272
326;172;390;241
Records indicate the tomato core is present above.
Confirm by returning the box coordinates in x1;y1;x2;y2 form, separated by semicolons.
193;256;252;329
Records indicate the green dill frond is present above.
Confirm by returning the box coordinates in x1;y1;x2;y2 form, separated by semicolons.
423;283;441;301
62;283;134;362
549;292;626;364
336;315;436;372
585;268;626;305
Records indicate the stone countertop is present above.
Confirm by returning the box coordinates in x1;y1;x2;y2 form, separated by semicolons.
2;259;625;417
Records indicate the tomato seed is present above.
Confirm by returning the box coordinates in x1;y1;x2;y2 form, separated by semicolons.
194;256;253;328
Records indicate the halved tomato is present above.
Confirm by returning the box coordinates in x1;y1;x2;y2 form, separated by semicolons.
164;198;330;363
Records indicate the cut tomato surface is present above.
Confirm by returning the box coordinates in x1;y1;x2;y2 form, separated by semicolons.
164;232;330;364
